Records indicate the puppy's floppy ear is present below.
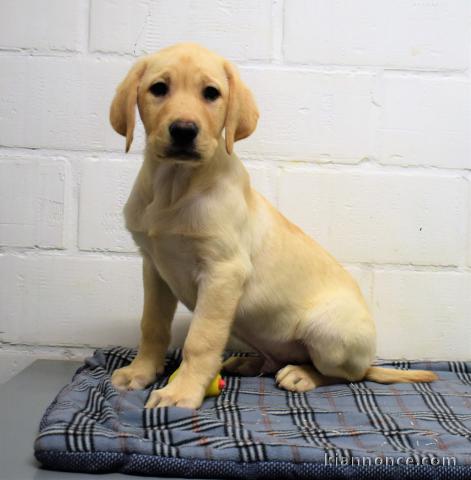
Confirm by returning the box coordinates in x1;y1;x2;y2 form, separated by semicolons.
223;61;259;155
110;58;147;153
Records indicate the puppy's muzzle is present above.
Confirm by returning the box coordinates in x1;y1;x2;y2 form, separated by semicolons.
166;120;201;160
169;120;199;147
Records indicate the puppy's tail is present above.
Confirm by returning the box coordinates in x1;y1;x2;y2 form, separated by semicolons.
364;366;438;384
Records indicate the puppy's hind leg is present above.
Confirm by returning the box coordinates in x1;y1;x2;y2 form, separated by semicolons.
303;300;375;387
276;296;375;393
222;355;264;376
276;364;343;392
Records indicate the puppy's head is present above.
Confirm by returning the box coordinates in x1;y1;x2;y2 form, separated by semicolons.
110;43;258;164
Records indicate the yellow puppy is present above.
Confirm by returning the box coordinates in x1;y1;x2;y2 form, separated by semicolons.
109;43;437;409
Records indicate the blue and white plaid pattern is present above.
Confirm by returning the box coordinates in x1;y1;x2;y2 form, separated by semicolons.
35;347;471;478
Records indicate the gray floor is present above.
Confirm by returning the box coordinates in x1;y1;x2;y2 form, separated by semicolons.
0;360;200;480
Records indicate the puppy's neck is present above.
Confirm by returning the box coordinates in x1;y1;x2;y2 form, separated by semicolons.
143;137;240;207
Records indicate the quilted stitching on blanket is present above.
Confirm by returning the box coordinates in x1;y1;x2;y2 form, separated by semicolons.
34;347;471;478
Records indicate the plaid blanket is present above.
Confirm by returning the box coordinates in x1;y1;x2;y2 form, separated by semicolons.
35;347;471;479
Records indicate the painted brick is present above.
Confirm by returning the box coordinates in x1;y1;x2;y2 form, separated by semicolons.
278;168;467;266
0;56;145;152
0;254;142;346
0;253;196;348
244;162;278;205
79;159;140;252
284;0;469;70
90;0;273;61
0;0;86;52
376;75;470;169
344;265;373;307
238;68;376;162
0;157;67;248
373;269;471;360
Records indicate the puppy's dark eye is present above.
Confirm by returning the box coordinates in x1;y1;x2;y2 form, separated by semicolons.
150;82;168;97
203;86;220;101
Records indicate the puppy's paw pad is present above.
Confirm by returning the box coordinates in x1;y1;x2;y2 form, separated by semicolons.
144;386;203;409
222;356;264;376
111;364;157;391
276;364;317;393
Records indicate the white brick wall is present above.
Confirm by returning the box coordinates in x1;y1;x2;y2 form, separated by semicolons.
278;168;467;266
0;0;88;52
79;159;140;252
0;56;135;151
284;0;470;70
89;0;273;61
373;270;471;359
239;69;376;162
0;156;69;248
376;74;471;169
0;0;470;365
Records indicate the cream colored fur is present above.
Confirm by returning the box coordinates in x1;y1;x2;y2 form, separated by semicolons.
109;44;437;409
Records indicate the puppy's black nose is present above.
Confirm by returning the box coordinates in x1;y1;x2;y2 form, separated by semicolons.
169;121;199;145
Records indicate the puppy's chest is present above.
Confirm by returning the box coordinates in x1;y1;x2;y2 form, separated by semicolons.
132;230;200;310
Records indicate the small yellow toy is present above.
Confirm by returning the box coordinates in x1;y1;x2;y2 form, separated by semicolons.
168;367;225;397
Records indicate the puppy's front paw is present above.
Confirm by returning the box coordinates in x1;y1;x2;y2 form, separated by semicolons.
145;384;204;409
111;362;159;391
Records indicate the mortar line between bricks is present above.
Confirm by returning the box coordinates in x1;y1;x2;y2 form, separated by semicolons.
0;48;84;57
1;146;470;175
342;263;471;274
0;247;139;259
0;337;467;363
0;49;468;78
0;341;94;358
239;63;470;77
1;249;470;273
242;158;471;175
